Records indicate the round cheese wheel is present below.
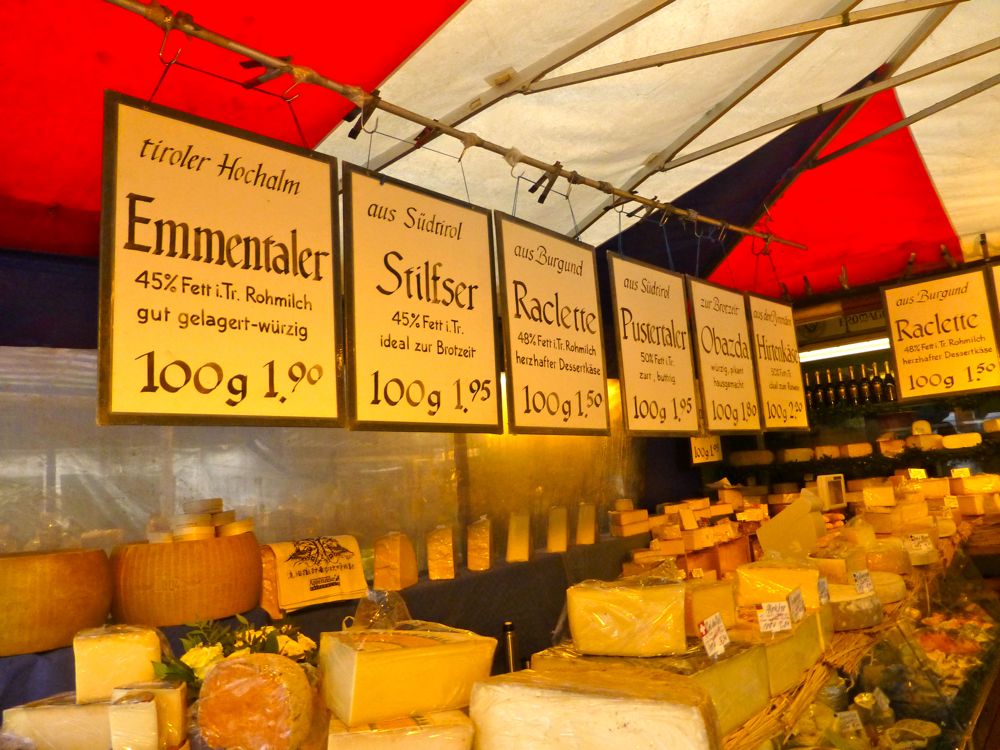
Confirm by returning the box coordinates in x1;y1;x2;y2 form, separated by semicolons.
111;532;261;627
198;654;313;750
0;548;112;656
870;571;906;604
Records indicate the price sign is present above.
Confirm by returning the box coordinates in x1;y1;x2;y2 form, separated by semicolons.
698;612;730;658
819;577;831;605
945;495;960;510
853;569;875;595
343;166;502;431
496;213;609;434
691;568;705;579
883;268;1000;400
607;253;698;435
905;533;935;555
787;587;806;623
836;710;865;735
951;467;972;478
688;278;762;433
756;601;792;633
746;294;808;430
98;92;343;425
690;434;723;464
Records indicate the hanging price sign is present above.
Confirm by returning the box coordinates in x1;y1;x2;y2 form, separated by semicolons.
746;293;808;430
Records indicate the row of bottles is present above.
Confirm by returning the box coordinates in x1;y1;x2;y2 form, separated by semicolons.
803;361;897;410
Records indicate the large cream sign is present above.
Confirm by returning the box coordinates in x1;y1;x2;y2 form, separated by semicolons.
884;268;1000;400
688;278;761;433
607;253;698;435
747;294;808;430
496;214;609;434
98;93;341;425
344;166;501;431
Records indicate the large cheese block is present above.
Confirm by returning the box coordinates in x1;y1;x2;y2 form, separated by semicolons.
466;517;491;571
470;668;718;750
906;434;944;451
809;546;868;585
566;577;685;656
729;611;822;696
110;691;159;750
319;628;496;725
575;504;596;545
546;507;569;553
326;710;474;749
506;513;532;562
870;571;906;604
951;474;1000;495
957;494;985;515
111;681;186;749
111;533;261;626
426;526;455;580
684;579;736;637
863;486;896;508
683;498;711;511
0;548;112;656
826;585;883;630
736;561;821;609
942;433;982;449
374;532;418;590
73;625;163;704
198;653;313;750
841;443;873;458
2;692;111;750
613;498;635;511
866;538;912;575
530;642;767;737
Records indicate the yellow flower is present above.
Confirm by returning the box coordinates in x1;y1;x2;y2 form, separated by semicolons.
296;633;317;653
227;647;251;660
181;643;224;681
277;634;305;659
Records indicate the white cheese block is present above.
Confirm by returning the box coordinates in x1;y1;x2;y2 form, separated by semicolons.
426;526;455;580
575;504;596;545
905;434;944;451
326;710;474;749
467;517;492;570
870;571;906;604
470;669;717;750
613;498;635;511
2;693;111;750
112;681;186;750
73;625;163;704
841;443;873;458
729;611;822;697
319;628;496;725
546;507;569;553
684;579;735;637
826;585;884;630
942;433;982;449
374;532;418;590
567;578;685;656
736;563;821;609
506;513;532;562
110;691;159;750
778;448;814;462
950;474;1000;495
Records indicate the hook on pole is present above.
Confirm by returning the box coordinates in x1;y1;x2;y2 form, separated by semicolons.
348;89;381;140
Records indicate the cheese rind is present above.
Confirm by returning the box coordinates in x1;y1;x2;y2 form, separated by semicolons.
567;578;685;656
326;710;474;749
73;625;163;704
319;628;496;725
906;434;944;451
826;585;884;630
1;692;111;750
736;562;821;609
112;681;187;749
684;579;736;637
942;433;982;449
373;532;418;590
870;571;906;604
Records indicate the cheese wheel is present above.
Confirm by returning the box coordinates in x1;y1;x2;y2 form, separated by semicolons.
111;533;262;627
0;548;112;656
198;654;313;750
870;571;906;604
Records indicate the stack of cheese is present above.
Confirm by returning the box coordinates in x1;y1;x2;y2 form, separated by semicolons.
153;498;252;543
2;625;186;750
861;483;931;536
608;508;649;538
949;473;1000;516
318;625;495;748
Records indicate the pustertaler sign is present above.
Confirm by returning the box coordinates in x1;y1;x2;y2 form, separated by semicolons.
98;92;342;425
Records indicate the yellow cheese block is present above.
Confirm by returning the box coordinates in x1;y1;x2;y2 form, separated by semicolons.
631;548;676;565
546;507;569;553
683;497;711;511
467;517;492;571
901;477;950;499
678;508;699;531
613;498;635;511
198;654;313;750
870;571;906;604
608;509;648;526
826;585;883;630
814;445;840;460
2;692;111;749
74;625;163;704
942;432;982;449
911;420;933;436
863;486;896;508
778;448;814;462
736;563;821;609
957;494;985;515
649;538;686;556
984;418;1000;433
646;514;670;535
729;611;822;696
320;628;496;725
426;526;455;580
326;710;474;748
717;488;745;509
906;434;944;451
374;532;419;590
611;519;650;537
111;533;262;626
112;681;187;750
575;504;596;545
567;578;685;656
110;691;159;750
809;547;867;585
682;527;716;552
879;439;906;457
866;538;912;574
684;579;736;637
840;443;873;458
0;548;112;657
729;450;774;466
506;512;533;563
950;474;1000;495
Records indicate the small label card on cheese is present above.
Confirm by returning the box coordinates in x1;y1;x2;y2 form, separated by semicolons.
905;533;935;555
787;587;806;623
853;569;875;595
698;612;730;658
756;601;792;633
818;577;831;605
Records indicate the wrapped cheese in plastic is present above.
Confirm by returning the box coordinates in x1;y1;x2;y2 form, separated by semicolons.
326;710;474;749
826;584;884;630
566;570;686;656
809;540;868;585
470;668;720;750
838;517;876;549
73;625;167;704
736;553;821;609
729;612;823;696
865;538;912;575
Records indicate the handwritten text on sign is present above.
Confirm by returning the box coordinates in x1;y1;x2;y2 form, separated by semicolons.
608;254;698;434
99;93;340;424
496;214;609;434
688;279;761;432
747;295;808;429
884;269;1000;399
345;167;501;430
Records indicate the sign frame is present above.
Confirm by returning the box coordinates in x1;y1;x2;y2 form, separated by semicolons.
745;290;810;432
342;162;503;433
495;211;610;436
606;251;699;437
98;91;344;427
881;266;1000;402
687;275;763;434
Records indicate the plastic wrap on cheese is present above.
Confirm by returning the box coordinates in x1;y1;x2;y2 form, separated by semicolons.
531;641;767;737
809;541;868;585
736;554;821;609
566;574;686;656
826;585;884;630
319;626;496;725
839;517;876;548
73;625;166;704
866;538;912;575
729;612;823;696
470;668;720;750
2;692;111;750
326;710;473;749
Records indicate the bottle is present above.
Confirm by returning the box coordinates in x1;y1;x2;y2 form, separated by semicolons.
502;620;520;673
803;372;814;411
846;365;860;406
869;362;884;402
835;368;848;405
812;369;825;408
882;360;897;402
858;364;872;403
825;369;837;407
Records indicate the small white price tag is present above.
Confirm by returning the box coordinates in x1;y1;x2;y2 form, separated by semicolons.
944;495;960;510
756;601;792;633
836;710;865;735
905;533;934;555
818;577;831;605
853;569;875;595
787;587;806;623
698;611;730;658
691;567;705;579
905;468;928;480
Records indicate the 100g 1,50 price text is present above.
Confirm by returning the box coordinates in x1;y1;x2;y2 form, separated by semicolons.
521;386;604;423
